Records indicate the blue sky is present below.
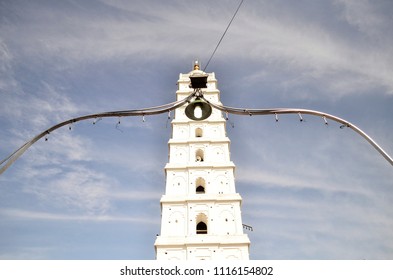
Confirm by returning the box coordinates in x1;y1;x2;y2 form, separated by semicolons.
0;0;392;260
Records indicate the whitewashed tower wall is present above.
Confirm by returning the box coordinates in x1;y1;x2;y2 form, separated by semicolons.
154;65;250;260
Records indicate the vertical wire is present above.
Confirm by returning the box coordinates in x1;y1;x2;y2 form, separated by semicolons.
203;0;245;71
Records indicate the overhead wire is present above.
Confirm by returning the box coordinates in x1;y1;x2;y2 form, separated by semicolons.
203;0;244;71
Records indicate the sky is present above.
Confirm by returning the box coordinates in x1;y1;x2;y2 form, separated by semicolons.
0;0;392;260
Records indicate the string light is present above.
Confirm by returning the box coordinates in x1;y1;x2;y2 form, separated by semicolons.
1;92;393;175
323;116;328;125
116;117;123;132
340;124;349;129
93;117;102;125
298;112;303;122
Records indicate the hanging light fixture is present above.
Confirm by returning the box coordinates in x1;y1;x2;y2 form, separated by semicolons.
184;60;212;121
185;97;212;121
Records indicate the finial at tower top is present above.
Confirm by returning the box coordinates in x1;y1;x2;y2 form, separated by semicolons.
193;60;200;70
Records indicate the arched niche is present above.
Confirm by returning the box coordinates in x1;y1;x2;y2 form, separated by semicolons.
195;127;203;138
195;177;206;194
196;213;208;234
195;149;204;162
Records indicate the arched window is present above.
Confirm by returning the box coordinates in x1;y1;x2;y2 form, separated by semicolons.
196;213;208;234
196;186;205;194
195;149;204;162
196;222;207;234
195;128;203;138
195;177;206;194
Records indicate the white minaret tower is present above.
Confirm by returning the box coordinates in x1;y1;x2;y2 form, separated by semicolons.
154;62;250;260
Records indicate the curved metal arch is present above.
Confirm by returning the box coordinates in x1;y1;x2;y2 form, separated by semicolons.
0;92;196;175
1;91;393;175
201;96;393;166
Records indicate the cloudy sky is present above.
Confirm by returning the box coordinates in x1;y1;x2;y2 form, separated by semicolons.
1;0;392;260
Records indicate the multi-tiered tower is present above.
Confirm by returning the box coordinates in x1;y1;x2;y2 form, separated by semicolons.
154;62;250;260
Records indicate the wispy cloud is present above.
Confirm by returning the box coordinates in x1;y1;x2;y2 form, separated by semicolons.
233;10;393;96
1;82;81;129
12;158;162;215
0;40;18;94
19;165;112;215
335;0;392;38
3;0;392;97
108;190;161;201
0;208;158;224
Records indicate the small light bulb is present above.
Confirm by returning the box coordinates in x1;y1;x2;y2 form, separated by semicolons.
194;105;202;119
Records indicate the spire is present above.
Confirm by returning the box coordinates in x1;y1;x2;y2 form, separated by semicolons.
193;60;200;70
